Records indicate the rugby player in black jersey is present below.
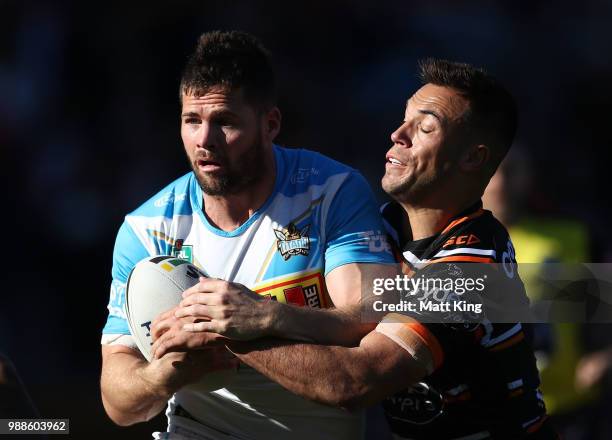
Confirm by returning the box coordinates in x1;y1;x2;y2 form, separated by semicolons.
153;59;558;439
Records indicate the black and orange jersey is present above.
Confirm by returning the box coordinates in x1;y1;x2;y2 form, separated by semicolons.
378;200;557;440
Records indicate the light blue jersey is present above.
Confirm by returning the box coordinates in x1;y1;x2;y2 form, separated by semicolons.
102;145;394;440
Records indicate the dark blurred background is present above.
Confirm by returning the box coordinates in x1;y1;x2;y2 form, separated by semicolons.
1;0;612;438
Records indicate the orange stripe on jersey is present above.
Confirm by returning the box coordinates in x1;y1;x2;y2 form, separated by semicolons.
428;255;496;265
440;209;485;236
489;331;525;352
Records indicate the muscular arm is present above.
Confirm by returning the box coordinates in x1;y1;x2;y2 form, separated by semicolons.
100;344;174;426
227;330;426;410
101;341;233;426
265;262;397;345
172;263;398;349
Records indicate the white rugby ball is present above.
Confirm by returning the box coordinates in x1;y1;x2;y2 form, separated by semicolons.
125;255;237;391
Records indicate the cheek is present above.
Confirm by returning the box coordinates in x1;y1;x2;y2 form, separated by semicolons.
181;128;196;151
227;122;255;144
229;126;258;151
180;125;189;143
420;138;447;168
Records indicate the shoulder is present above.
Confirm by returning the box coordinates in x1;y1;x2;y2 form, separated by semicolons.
435;209;513;264
275;145;365;190
274;146;376;214
276;145;356;174
113;172;195;273
127;172;195;219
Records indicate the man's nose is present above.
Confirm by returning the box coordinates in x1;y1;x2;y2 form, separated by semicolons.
390;122;412;147
196;123;217;150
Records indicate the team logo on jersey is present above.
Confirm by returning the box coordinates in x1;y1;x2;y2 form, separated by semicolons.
383;382;444;425
171;239;193;263
443;234;480;248
274;223;310;260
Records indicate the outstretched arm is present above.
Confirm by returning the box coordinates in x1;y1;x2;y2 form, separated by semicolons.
152;312;435;411
226;330;426;410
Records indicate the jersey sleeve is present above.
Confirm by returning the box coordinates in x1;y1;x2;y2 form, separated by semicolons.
101;220;150;340
323;171;395;274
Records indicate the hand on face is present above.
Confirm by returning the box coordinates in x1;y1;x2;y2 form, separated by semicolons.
173;277;275;342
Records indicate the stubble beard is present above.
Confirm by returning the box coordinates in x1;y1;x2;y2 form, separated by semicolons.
191;130;267;197
382;170;436;205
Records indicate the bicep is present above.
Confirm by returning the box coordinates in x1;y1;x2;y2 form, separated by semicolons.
325;262;400;308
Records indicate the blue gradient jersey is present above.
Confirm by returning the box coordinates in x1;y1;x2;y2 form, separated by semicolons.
101;145;395;440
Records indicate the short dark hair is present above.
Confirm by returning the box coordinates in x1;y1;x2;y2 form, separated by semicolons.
179;31;276;110
418;58;517;171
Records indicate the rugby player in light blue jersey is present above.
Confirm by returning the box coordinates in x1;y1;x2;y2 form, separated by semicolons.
100;31;396;440
156;59;559;439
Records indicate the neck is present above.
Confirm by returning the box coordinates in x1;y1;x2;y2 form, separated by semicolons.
203;147;276;232
399;194;480;241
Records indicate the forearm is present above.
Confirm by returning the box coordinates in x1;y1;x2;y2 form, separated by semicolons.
228;331;424;410
264;262;397;346
266;301;374;346
100;349;170;426
228;338;374;409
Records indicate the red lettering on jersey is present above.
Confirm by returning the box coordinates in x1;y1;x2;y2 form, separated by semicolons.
445;234;480;247
284;286;306;306
443;237;456;247
466;234;480;245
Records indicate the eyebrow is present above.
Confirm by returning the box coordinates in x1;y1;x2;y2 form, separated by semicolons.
405;98;444;123
180;109;239;119
418;109;443;122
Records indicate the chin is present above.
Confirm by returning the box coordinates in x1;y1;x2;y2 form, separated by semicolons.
382;175;405;194
196;175;225;195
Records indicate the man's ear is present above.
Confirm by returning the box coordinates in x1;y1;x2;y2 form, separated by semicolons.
460;143;489;172
262;107;282;142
